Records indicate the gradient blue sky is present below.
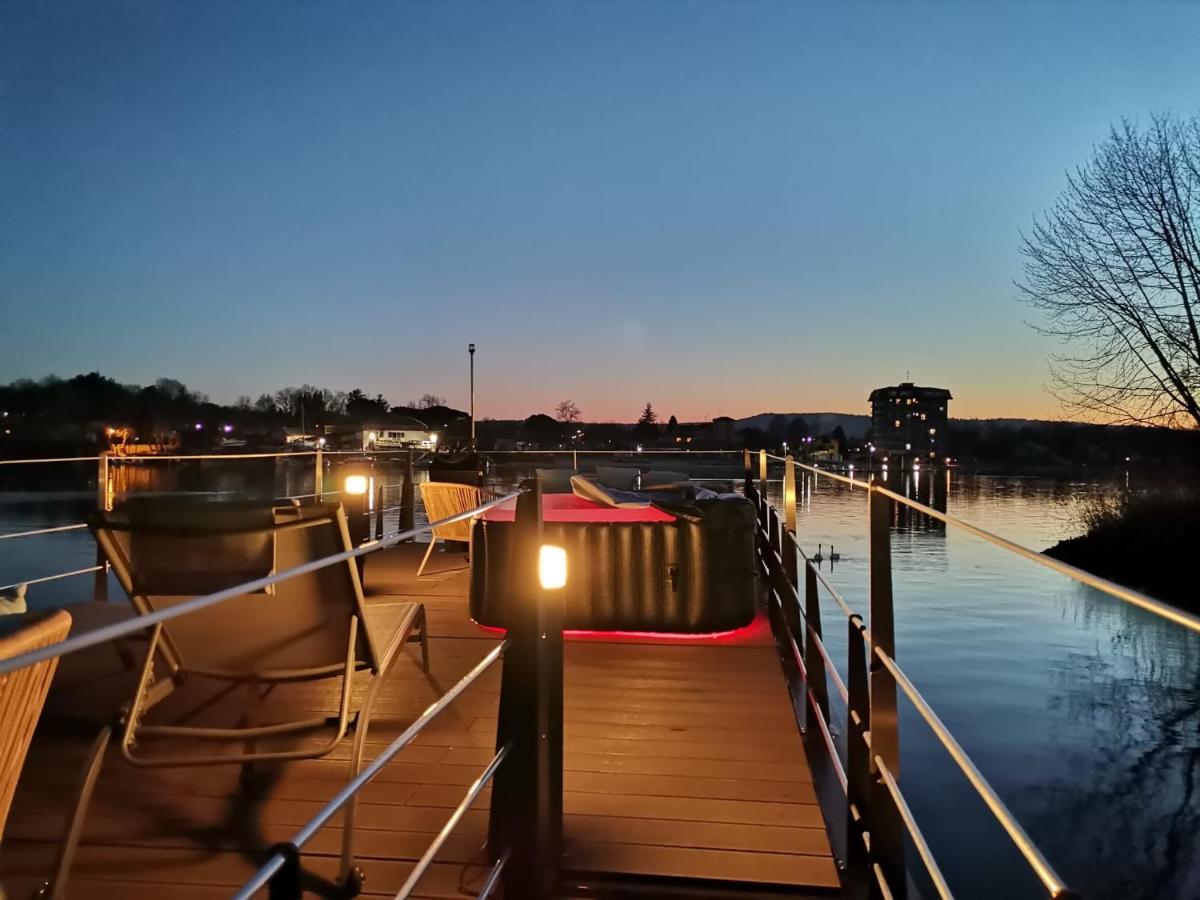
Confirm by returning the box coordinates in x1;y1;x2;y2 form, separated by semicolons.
2;1;1198;421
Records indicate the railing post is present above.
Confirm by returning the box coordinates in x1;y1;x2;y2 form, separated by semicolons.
846;615;871;883
743;449;752;496
266;842;302;900
374;481;384;538
93;452;109;603
399;450;415;539
490;479;560;900
757;449;768;529
804;565;829;726
868;487;905;898
782;456;798;587
783;456;797;537
314;447;324;500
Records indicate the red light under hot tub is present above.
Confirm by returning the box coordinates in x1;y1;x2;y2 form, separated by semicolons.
482;493;676;523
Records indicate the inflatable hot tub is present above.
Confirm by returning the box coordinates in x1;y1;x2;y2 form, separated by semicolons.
468;493;758;633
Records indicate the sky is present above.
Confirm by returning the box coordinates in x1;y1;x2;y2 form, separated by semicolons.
2;1;1199;423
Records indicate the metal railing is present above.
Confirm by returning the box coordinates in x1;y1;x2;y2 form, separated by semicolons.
0;489;522;675
0;452;565;899
235;641;511;900
747;449;1092;900
0;447;427;604
0;444;744;603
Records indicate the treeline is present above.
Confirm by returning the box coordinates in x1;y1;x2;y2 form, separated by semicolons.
0;373;459;457
948;419;1200;472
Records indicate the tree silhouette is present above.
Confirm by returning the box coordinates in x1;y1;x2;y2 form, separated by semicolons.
832;425;847;455
785;417;811;446
555;399;581;424
1020;114;1200;427
346;388;389;419
415;393;447;409
635;403;659;443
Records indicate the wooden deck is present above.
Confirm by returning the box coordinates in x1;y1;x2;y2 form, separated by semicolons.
0;543;839;898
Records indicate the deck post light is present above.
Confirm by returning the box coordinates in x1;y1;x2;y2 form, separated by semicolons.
340;460;375;578
538;545;567;590
490;478;561;899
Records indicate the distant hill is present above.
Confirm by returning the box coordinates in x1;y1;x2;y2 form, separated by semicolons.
735;412;871;440
734;413;1073;440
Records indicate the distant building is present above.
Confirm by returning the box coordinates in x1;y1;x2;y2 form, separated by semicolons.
360;415;437;451
360;414;438;451
868;382;952;462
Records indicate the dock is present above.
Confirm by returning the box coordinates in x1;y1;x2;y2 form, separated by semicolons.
0;542;838;898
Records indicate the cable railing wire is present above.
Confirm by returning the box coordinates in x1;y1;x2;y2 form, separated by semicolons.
763;451;1200;635
394;744;511;899
0;522;88;541
0;490;522;676
0;455;103;466
753;473;1072;897
871;643;1068;897
475;852;508;900
235;640;509;900
875;757;953;900
0;565;104;594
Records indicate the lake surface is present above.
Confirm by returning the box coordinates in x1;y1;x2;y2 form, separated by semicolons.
1;457;1196;899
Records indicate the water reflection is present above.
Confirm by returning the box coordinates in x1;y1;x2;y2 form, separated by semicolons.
1019;586;1200;899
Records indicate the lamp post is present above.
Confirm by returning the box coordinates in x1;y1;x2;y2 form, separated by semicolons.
469;343;476;449
490;479;565;899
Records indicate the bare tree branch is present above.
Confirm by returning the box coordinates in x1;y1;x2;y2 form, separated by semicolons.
1019;114;1200;428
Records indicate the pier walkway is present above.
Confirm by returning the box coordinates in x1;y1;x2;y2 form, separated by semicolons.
0;543;838;898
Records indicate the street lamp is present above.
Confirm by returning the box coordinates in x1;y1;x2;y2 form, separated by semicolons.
468;343;476;448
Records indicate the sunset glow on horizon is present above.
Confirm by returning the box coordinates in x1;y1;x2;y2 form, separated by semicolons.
3;2;1198;425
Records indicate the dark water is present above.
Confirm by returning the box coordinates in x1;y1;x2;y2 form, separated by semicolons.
766;468;1200;900
1;458;1196;898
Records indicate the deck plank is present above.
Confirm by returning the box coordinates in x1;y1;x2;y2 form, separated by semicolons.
0;541;838;896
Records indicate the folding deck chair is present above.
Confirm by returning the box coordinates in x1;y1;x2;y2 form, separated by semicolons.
47;499;428;897
416;482;494;577
0;610;72;844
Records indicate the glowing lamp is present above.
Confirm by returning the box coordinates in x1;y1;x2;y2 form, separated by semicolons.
344;474;369;495
538;545;568;590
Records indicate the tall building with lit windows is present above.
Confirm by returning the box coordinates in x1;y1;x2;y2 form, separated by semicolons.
868;382;952;462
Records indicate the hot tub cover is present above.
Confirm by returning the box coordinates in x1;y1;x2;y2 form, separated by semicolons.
470;490;757;633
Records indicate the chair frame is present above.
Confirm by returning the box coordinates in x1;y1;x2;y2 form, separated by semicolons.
416;482;495;577
44;502;429;899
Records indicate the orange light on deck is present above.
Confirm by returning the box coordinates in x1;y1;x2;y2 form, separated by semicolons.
344;474;369;495
539;545;568;590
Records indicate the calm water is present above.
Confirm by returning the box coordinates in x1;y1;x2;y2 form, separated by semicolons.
768;468;1200;900
1;459;1196;898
